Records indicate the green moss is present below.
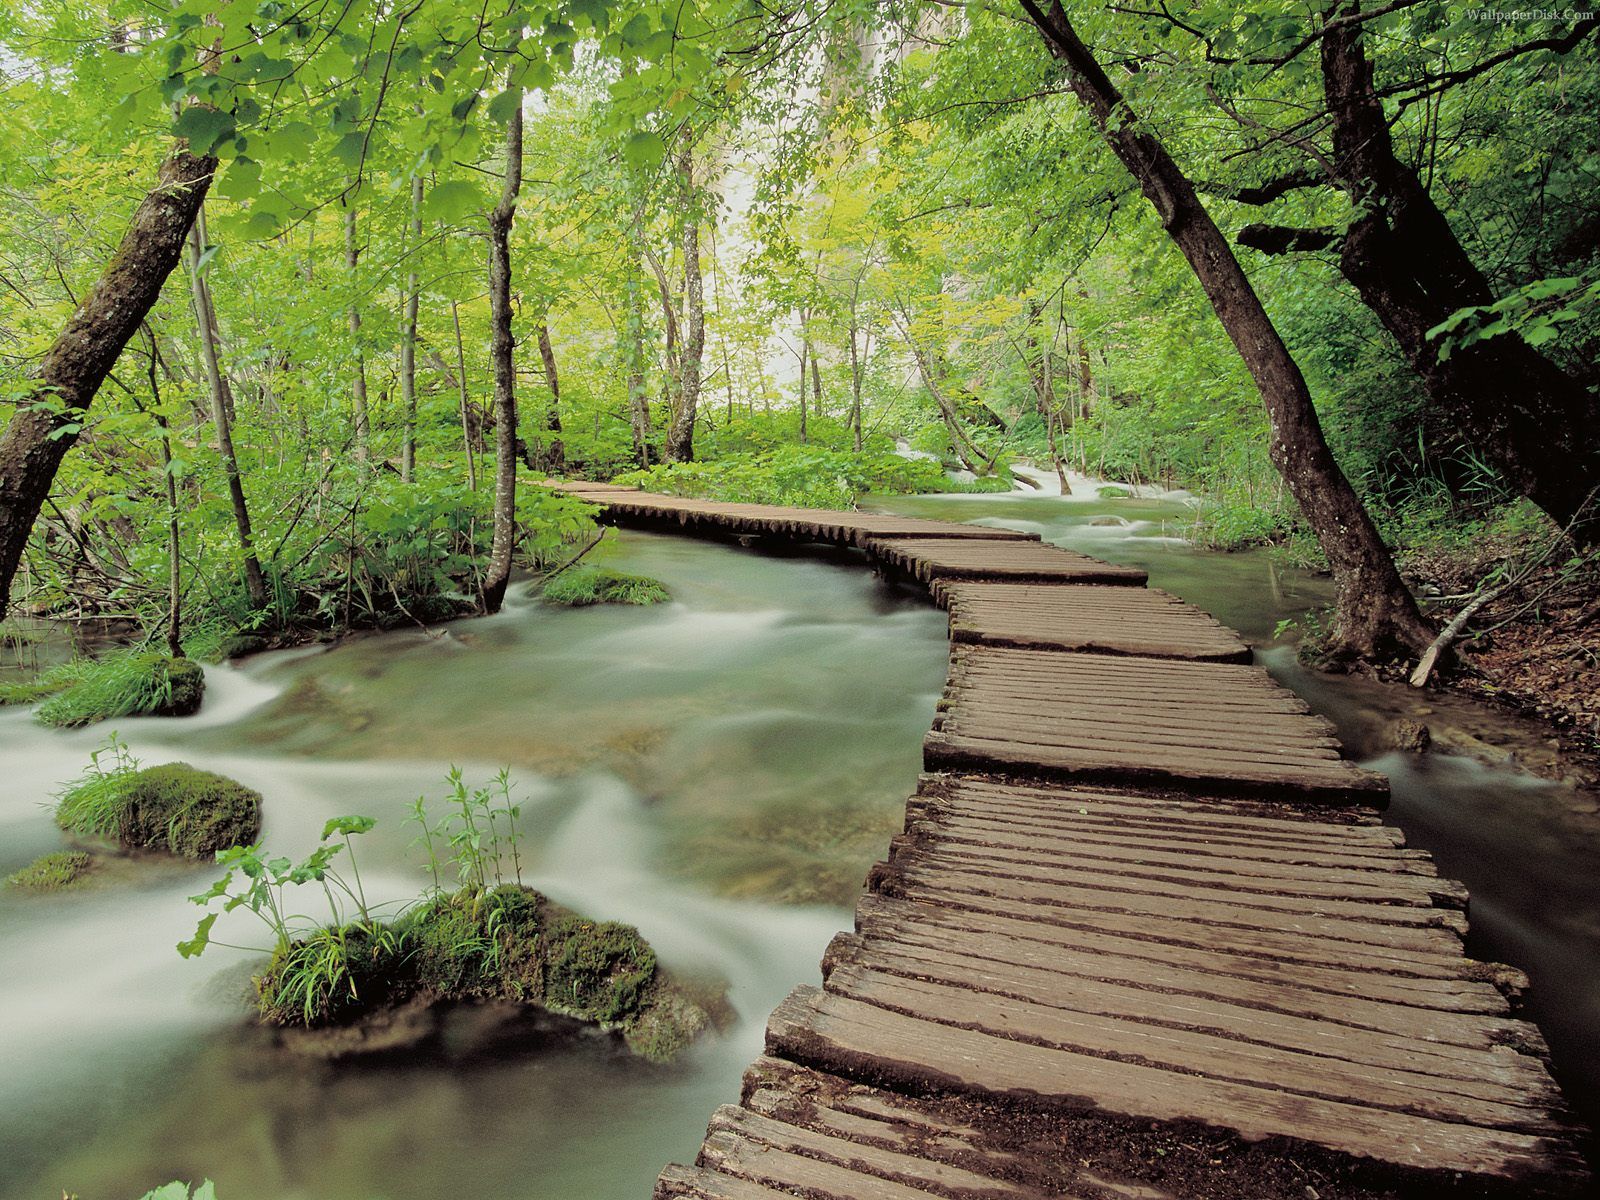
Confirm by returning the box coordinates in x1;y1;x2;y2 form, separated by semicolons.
402;886;541;999
4;850;93;892
624;988;711;1064
57;762;261;859
216;634;270;660
542;568;670;607
256;922;405;1027
542;912;657;1022
30;653;205;728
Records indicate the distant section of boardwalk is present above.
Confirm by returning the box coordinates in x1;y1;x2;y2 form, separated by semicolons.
550;480;1591;1198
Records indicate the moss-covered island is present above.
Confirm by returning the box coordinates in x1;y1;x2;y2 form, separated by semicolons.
55;738;261;859
541;567;670;607
180;774;726;1065
4;850;94;892
0;652;205;727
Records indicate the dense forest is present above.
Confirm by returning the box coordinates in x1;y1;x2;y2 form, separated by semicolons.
1;1;1596;682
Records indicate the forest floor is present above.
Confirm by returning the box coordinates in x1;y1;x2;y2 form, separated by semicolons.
1404;535;1600;780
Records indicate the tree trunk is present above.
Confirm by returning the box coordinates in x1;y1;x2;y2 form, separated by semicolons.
450;302;480;491
535;321;565;473
186;204;269;611
624;196;653;467
1022;0;1430;658
1316;7;1599;540
400;174;423;482
797;336;810;443
897;311;986;475
0;149;214;620
848;308;865;453
482;97;523;615
345;191;371;463
667;142;704;464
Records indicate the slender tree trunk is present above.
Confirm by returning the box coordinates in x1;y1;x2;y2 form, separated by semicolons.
399;174;423;482
450;301;479;491
897;311;986;474
0;149;214;619
535;320;565;473
344;190;371;463
156;412;183;657
1022;0;1430;658
1314;8;1599;540
186;205;269;611
848;316;865;453
797;336;810;443
482;97;523;614
624;196;652;467
667;149;705;463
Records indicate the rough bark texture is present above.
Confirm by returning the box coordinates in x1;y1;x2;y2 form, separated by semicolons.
400;174;423;483
482;99;523;615
1318;7;1599;540
666;143;704;464
0;148;215;619
535;321;565;473
1021;0;1430;658
187;205;268;610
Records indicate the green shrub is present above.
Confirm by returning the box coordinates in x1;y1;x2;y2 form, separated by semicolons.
56;742;261;859
5;850;93;892
542;913;656;1023
613;445;976;508
27;653;204;728
541;568;670;607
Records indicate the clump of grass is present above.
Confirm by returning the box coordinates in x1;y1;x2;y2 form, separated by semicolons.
543;912;656;1022
541;567;670;607
26;652;204;728
5;850;93;892
54;735;262;858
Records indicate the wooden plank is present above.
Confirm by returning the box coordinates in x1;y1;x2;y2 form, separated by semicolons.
868;537;1149;585
766;986;1586;1185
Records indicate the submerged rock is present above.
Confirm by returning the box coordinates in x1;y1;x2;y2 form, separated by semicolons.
159;658;206;716
1393;717;1432;753
4;850;94;892
255;886;726;1065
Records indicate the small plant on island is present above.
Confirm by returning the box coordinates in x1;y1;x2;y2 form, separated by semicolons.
541;567;670;607
178;768;723;1063
54;734;262;859
0;651;204;727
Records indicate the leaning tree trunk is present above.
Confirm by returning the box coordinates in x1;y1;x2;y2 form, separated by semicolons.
1021;0;1430;659
535;320;565;473
1316;8;1599;541
186;204;269;611
0;148;215;620
666;143;705;464
482;96;523;615
399;173;423;482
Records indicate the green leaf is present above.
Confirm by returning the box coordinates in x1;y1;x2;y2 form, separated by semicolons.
422;179;485;222
172;106;236;156
322;814;377;840
487;88;522;124
177;913;218;959
622;130;665;168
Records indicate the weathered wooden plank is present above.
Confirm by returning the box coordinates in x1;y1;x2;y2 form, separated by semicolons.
868;536;1149;585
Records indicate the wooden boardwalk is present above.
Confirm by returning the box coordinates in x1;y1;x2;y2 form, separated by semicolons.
551;481;1591;1198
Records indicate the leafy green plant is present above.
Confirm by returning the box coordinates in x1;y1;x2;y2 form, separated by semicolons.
138;1183;216;1200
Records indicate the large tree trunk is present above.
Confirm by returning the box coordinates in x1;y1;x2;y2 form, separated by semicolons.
535;320;565;473
1021;0;1430;659
1316;8;1599;539
482;97;523;615
666;143;704;464
399;173;423;483
344;190;371;463
186;204;269;610
0;149;214;619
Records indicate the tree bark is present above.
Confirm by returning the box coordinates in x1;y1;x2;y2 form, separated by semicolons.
624;195;653;467
666;141;704;464
0;149;214;619
186;204;269;611
400;174;423;482
1021;0;1430;658
848;304;865;453
1317;6;1599;540
449;302;480;491
535;320;565;473
344;190;371;463
482;97;523;614
896;309;987;475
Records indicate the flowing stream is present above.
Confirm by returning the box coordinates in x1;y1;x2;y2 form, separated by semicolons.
3;479;1597;1197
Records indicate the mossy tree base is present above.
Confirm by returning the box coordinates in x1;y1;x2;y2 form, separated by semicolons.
254;885;726;1064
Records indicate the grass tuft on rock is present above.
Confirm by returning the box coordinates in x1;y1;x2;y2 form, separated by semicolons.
5;850;94;892
542;567;670;607
55;738;261;858
7;652;206;727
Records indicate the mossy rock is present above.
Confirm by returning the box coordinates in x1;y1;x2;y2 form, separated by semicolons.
115;764;262;858
624;988;713;1064
542;568;670;607
1096;484;1132;499
256;921;406;1027
542;913;657;1022
33;653;205;727
4;850;93;892
158;658;206;716
218;634;271;660
403;886;543;999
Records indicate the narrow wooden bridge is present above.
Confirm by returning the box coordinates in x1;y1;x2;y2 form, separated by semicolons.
554;481;1591;1199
